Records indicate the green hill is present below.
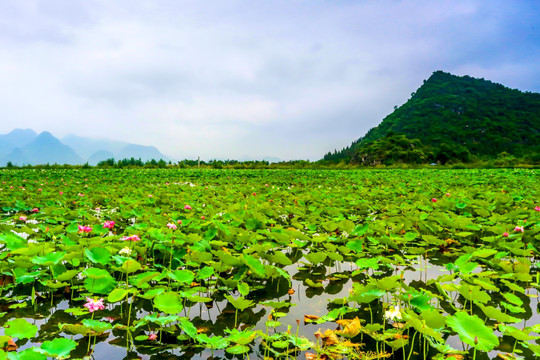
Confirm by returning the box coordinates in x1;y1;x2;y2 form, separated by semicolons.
324;71;540;164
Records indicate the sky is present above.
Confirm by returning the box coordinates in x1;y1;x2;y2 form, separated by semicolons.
0;0;539;161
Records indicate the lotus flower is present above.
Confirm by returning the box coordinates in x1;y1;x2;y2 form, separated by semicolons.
177;220;182;225
78;225;92;233
119;247;133;255
514;226;524;232
59;191;63;195
384;306;401;321
103;220;115;229
19;216;27;222
167;223;177;230
535;206;540;211
148;333;158;341
502;232;509;237
184;205;192;210
31;208;39;213
431;198;437;202
122;234;141;241
84;297;105;312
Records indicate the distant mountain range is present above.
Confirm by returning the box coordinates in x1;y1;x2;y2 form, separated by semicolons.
324;71;540;164
0;129;169;166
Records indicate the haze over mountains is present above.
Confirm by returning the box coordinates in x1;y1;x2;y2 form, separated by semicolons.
0;129;169;166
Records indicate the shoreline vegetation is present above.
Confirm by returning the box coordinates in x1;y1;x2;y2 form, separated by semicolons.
1;157;538;170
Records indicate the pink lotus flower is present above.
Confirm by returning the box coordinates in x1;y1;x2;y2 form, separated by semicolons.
84;297;105;313
122;234;141;241
103;221;115;229
78;193;84;197
445;193;451;197
514;226;524;232
177;220;182;225
78;225;92;233
252;192;256;196
265;184;269;187
19;216;27;221
31;208;39;213
38;189;42;192
502;232;509;237
535;206;540;212
148;333;158;341
59;191;63;195
148;194;153;198
200;216;205;220
167;223;177;230
431;198;437;203
184;205;192;210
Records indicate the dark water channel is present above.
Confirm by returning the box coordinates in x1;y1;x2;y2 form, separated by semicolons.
5;255;539;360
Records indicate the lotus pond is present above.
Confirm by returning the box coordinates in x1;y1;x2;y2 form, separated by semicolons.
0;168;539;360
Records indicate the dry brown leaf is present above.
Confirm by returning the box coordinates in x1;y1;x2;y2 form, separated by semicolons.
5;338;18;352
304;314;320;323
335;317;361;338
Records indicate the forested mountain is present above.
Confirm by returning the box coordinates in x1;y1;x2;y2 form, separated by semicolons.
324;71;540;164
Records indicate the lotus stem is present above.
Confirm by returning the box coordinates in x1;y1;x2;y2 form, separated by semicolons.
407;331;417;360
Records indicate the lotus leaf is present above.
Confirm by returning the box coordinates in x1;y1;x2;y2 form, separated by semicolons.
446;311;499;351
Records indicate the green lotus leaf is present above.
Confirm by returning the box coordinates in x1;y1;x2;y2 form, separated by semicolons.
169;269;195;284
179;318;198;338
82;319;112;333
83;268;116;294
5;319;38;339
244;254;265;276
6;348;46;360
38;338;77;359
226;344;250;355
196;266;214;280
446;311;499;351
58;323;92;336
304;251;327;265
85;247;111;265
154;292;183;314
224;294;254;311
195;334;229;349
107;288;130;303
477;304;520;323
237;282;249;296
31;252;66;266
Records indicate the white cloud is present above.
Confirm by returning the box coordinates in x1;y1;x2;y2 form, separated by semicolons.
0;0;538;160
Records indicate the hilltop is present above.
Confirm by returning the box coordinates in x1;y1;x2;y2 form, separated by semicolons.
324;71;540;164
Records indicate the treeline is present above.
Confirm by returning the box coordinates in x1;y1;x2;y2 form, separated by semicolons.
324;132;539;166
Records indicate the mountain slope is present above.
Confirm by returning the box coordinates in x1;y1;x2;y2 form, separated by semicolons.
325;71;540;163
2;131;83;166
0;129;37;157
62;135;130;160
116;144;168;162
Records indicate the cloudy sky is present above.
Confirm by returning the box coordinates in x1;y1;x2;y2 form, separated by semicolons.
0;0;538;161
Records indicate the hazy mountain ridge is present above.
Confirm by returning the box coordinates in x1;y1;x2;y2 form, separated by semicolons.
0;129;169;166
324;71;540;163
